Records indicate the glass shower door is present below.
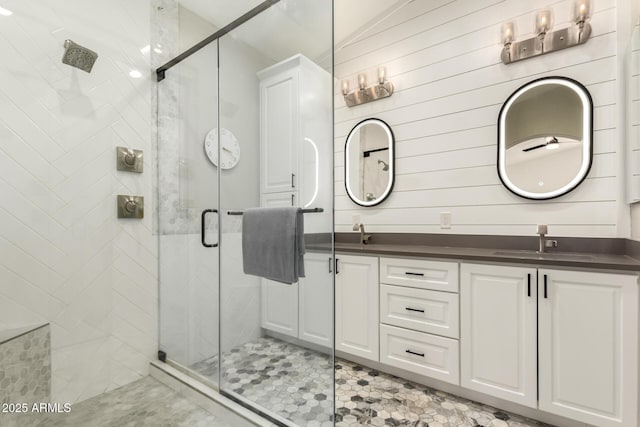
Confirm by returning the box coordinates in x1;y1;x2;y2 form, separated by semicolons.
157;41;221;387
217;1;334;425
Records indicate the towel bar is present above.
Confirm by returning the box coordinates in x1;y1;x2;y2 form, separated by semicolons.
227;208;324;215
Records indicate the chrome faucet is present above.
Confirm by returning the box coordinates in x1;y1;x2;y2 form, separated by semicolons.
353;223;372;245
537;224;558;253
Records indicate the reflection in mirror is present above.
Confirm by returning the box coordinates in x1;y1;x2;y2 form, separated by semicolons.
498;77;593;199
345;118;394;206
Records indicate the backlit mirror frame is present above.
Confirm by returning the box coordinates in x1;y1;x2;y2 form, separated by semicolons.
497;76;593;200
345;118;395;207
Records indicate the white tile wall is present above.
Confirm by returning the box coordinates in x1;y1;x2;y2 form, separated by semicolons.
0;0;156;403
335;0;631;237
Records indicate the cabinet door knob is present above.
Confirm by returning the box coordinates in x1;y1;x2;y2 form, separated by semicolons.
405;349;425;357
527;273;531;297
544;274;548;299
405;307;425;313
405;272;424;277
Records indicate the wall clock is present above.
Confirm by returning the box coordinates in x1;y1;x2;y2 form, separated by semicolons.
204;128;240;169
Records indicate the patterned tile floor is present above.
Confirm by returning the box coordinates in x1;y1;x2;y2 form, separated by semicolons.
335;359;549;427
191;337;334;426
3;377;239;427
190;336;551;427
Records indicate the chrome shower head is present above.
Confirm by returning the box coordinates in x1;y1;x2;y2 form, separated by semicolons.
378;159;389;171
62;39;98;73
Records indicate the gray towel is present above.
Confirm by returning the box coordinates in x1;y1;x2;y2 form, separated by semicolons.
242;207;305;284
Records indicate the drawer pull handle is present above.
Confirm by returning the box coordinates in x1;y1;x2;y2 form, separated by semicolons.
405;307;425;313
405;350;425;357
405;272;424;276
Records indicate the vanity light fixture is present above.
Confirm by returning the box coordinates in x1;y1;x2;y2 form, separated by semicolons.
342;67;394;107
501;0;591;64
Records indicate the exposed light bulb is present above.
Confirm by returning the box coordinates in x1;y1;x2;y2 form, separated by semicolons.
573;0;590;23
502;22;515;45
377;67;386;84
358;73;366;90
341;80;349;96
536;10;552;36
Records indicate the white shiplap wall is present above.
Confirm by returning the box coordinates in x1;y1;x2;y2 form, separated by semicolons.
335;0;627;237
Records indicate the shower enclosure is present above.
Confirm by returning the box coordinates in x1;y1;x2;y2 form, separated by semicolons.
155;1;334;425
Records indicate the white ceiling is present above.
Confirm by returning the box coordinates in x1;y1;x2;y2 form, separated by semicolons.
176;0;410;63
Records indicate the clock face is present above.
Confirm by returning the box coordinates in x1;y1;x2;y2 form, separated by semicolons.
204;128;240;169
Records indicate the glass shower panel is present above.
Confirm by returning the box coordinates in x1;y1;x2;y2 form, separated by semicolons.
157;41;220;387
218;1;334;425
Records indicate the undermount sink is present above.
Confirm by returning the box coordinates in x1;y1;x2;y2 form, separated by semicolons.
493;250;593;261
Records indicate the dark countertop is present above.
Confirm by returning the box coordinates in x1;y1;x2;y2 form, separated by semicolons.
312;233;640;273
334;242;640;272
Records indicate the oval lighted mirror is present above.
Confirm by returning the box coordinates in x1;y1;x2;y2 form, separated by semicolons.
345;118;394;206
498;76;593;200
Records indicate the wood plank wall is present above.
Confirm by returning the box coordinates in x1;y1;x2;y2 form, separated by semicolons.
334;0;625;237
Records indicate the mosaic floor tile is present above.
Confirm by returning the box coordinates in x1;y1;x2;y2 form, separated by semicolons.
191;337;334;426
189;336;552;427
335;359;551;427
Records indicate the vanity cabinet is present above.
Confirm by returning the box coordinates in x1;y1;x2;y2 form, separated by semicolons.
258;54;332;347
298;253;333;347
379;257;460;385
460;264;537;407
261;252;333;348
538;269;637;427
335;254;379;361
461;263;638;427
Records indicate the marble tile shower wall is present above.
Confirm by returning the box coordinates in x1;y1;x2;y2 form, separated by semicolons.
0;0;157;404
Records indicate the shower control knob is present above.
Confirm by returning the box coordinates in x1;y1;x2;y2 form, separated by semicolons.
117;195;144;219
116;147;143;173
123;151;136;166
125;200;137;213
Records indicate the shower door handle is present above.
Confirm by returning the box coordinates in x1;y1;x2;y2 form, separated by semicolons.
201;209;218;248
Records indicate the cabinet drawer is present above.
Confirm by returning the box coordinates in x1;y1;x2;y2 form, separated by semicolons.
380;257;458;292
380;324;459;385
381;285;459;338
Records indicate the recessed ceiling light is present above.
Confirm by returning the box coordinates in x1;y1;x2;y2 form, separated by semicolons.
0;6;13;16
129;70;142;78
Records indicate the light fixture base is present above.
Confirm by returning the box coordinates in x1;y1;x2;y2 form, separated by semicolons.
502;23;591;64
344;82;394;107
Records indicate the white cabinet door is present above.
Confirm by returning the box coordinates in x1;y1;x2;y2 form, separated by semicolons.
538;269;638;427
261;280;298;338
299;252;333;348
335;254;379;361
260;191;297;208
260;68;299;194
460;263;537;408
